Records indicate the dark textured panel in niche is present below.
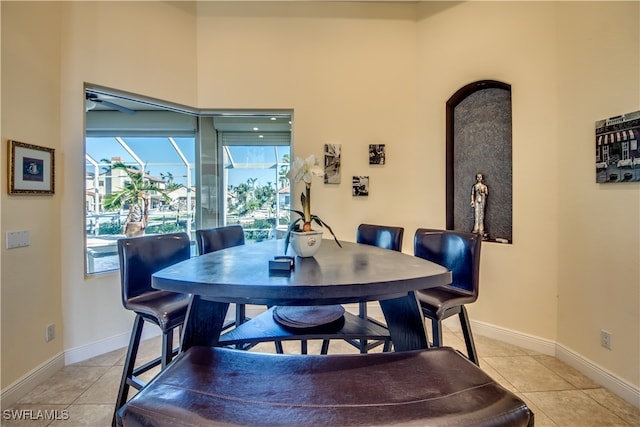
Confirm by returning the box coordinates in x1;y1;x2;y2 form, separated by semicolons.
450;86;512;242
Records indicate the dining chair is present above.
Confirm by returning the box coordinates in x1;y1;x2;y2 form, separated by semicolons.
195;225;247;329
350;223;404;352
319;224;404;354
113;232;192;425
196;224;245;256
413;228;482;365
196;225;285;353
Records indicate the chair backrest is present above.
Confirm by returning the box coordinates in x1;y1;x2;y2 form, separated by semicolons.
356;224;404;252
413;228;482;297
196;225;245;255
118;232;191;306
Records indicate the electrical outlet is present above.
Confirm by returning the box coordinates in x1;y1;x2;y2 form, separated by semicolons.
600;330;612;350
45;323;55;342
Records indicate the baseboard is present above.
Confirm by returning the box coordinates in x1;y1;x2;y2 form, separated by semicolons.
451;318;639;409
556;344;640;408
64;309;238;365
1;327;163;409
0;352;65;410
64;327;161;366
466;319;557;355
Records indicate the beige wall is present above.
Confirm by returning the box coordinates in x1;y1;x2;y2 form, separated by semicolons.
196;1;421;244
555;2;639;386
1;0;638;401
1;1;64;389
1;1;198;389
417;1;562;340
57;0;198;358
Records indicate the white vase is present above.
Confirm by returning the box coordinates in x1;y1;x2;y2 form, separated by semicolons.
289;230;323;257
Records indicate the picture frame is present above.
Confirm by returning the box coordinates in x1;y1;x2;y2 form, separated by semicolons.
369;144;386;165
8;140;55;194
352;176;369;196
324;143;341;184
595;110;640;183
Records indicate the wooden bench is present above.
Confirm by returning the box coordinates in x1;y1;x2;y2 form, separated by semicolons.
118;346;534;426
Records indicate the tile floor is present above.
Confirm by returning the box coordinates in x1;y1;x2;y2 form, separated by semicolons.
5;307;639;427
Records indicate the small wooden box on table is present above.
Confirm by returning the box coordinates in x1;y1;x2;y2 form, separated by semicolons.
118;346;533;426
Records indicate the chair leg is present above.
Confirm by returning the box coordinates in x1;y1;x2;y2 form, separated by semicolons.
274;340;284;354
431;318;443;348
321;339;330;354
161;329;174;369
458;306;479;366
113;314;144;426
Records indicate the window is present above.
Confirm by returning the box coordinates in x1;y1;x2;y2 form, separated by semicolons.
85;87;291;275
218;124;291;242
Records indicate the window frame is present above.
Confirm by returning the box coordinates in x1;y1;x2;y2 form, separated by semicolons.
84;85;292;276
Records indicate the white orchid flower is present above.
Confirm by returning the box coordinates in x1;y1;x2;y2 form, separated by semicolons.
286;157;305;183
301;155;324;184
287;155;324;185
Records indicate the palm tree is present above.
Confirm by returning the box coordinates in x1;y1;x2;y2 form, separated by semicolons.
278;154;290;189
255;182;276;211
102;162;171;237
160;171;174;183
160;171;183;193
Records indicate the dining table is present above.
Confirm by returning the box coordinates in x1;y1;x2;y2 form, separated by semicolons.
152;238;452;352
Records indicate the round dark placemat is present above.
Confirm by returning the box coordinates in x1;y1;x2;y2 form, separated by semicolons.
273;305;345;329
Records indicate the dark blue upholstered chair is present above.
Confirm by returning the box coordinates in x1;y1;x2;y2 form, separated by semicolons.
196;225;247;329
414;228;482;365
352;223;404;352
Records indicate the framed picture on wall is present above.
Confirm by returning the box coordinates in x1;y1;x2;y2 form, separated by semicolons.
8;140;55;194
595;110;640;183
352;176;369;196
369;144;385;165
324;143;341;184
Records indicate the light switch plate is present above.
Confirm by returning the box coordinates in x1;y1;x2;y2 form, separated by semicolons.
6;230;30;249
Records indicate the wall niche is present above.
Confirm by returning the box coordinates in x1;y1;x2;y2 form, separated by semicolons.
446;80;513;243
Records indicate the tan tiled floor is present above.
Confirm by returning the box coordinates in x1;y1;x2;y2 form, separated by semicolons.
5;308;640;427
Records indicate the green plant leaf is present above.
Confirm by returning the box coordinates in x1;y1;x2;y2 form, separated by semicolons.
311;216;342;248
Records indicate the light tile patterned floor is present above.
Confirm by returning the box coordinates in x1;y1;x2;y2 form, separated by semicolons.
5;306;639;426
